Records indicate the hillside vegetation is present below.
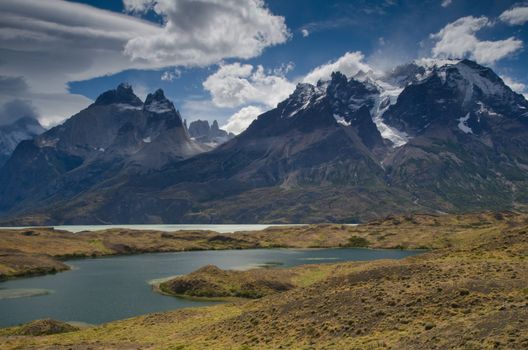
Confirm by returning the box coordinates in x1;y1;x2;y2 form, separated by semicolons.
1;211;527;349
1;211;519;279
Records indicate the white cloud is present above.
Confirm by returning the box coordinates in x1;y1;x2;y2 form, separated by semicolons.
501;75;527;98
302;51;373;84
500;6;528;25
0;99;37;126
161;69;182;81
0;0;289;127
441;0;452;8
271;62;295;76
222;105;263;134
430;16;523;65
301;29;310;37
122;0;156;13
203;63;296;108
0;0;160;126
123;0;290;66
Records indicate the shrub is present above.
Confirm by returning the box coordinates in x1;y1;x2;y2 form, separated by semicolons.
346;236;370;247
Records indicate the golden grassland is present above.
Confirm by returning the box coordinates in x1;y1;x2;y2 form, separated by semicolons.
1;211;527;349
1;211;518;279
157;263;341;300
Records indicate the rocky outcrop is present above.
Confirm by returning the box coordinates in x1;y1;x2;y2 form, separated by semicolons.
158;264;295;299
12;319;79;336
188;119;234;146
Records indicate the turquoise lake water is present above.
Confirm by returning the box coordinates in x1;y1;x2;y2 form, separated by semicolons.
0;247;421;328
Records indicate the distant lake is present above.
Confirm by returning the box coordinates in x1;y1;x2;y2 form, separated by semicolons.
0;248;421;328
2;224;311;233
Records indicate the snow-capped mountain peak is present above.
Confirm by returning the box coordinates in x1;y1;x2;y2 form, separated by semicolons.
144;89;176;114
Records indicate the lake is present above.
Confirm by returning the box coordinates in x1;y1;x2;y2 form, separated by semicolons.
2;224;310;233
0;248;422;328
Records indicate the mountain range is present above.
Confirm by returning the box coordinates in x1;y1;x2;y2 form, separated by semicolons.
0;59;527;224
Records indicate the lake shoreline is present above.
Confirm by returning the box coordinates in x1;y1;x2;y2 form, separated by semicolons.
0;247;420;327
0;220;432;281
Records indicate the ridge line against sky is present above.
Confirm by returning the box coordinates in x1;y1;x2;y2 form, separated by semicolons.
0;0;527;133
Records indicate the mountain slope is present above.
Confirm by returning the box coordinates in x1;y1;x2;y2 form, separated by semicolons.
0;117;44;167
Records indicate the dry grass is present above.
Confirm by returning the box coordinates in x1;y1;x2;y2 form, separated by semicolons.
1;211;527;349
158;263;339;300
2;211;520;278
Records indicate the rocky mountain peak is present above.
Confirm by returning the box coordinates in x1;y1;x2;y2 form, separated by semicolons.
277;83;324;119
94;83;143;107
329;71;348;86
144;89;176;114
211;120;220;131
188;119;233;146
381;59;528;138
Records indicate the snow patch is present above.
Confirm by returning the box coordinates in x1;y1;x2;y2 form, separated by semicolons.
145;100;174;114
438;71;447;84
369;80;409;147
288;99;312;117
282;83;324;118
458;113;473;134
333;114;351;126
477;102;500;117
414;58;460;69
115;103;142;111
143;137;152;143
373;117;410;147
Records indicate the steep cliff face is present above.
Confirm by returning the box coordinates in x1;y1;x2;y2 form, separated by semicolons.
188;119;234;146
381;60;528;211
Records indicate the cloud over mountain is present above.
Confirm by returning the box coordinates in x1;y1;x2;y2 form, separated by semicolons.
123;0;290;66
303;52;373;85
203;63;295;109
0;0;290;127
430;16;523;65
222;105;264;134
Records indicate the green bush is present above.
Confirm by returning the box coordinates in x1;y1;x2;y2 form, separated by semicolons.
345;236;370;247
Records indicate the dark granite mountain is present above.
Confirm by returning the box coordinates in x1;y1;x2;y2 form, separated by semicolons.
0;84;207;215
0;117;44;167
0;60;527;224
381;59;528;211
187;119;234;146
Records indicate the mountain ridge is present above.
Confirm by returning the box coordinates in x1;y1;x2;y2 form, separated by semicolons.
0;117;45;167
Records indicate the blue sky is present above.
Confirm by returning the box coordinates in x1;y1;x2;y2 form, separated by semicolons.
0;0;527;131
